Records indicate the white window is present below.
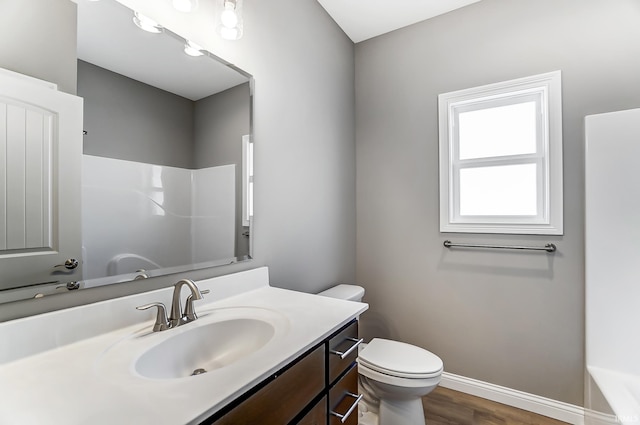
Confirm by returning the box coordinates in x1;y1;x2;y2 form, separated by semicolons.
438;71;563;235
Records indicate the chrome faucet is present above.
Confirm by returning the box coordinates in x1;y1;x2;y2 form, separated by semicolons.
136;302;171;332
136;279;207;332
169;279;204;327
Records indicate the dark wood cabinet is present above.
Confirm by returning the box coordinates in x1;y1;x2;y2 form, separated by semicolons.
329;365;359;425
205;320;360;425
211;345;324;424
297;396;327;425
327;321;361;425
328;321;360;385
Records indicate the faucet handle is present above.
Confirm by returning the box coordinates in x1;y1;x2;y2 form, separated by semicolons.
184;289;210;323
136;302;171;332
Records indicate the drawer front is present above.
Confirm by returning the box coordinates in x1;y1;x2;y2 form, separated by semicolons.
213;345;325;424
297;395;327;425
329;364;360;425
328;320;361;385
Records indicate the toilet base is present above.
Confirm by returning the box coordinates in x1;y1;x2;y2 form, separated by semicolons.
358;375;429;425
358;401;426;425
379;398;426;425
358;408;378;425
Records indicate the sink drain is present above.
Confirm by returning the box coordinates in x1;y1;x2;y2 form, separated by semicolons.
191;368;207;376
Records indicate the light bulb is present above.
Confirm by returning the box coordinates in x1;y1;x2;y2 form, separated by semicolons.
184;40;204;57
216;0;243;40
220;1;238;28
220;27;239;40
133;12;163;33
173;0;198;13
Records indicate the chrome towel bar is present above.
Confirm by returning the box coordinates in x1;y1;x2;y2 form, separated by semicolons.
443;240;557;253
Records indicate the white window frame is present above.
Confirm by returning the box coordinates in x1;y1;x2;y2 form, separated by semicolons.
438;71;563;235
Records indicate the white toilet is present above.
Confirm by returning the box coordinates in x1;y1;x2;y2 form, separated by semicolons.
319;284;443;425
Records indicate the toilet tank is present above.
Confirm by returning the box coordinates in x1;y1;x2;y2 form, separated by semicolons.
318;284;365;302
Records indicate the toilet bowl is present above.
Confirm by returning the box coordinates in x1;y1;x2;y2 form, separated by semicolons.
358;338;443;425
318;284;443;425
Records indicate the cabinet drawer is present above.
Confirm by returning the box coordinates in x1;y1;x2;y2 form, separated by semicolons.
297;395;327;425
212;345;325;424
329;364;360;425
328;320;361;385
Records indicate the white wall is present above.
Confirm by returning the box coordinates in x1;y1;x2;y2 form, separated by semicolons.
0;0;77;94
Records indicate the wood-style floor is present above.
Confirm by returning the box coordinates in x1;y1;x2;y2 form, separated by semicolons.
422;387;571;425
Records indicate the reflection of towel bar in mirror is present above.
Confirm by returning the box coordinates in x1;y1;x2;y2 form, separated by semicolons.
443;240;557;253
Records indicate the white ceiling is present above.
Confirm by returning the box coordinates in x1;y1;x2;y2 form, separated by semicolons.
317;0;482;43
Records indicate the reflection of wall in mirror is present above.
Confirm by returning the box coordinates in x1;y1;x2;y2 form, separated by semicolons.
194;79;252;258
82;155;235;280
78;60;195;168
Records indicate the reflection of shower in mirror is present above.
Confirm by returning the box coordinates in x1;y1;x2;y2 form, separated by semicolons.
106;253;162;276
82;155;236;281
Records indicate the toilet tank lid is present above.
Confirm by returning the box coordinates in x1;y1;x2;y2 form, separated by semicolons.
318;284;365;301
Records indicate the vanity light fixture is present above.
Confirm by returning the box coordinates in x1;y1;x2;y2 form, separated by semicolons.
172;0;198;13
184;40;204;57
216;0;244;41
133;11;163;34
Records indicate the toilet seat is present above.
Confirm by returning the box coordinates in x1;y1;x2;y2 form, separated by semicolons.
358;338;443;379
358;361;442;389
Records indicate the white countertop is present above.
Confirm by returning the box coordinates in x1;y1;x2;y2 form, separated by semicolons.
0;268;368;424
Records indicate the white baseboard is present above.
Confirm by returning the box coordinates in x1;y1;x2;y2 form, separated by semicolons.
584;410;620;425
439;372;586;425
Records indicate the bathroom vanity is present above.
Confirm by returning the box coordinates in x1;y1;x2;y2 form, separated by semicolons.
211;320;360;424
0;268;367;424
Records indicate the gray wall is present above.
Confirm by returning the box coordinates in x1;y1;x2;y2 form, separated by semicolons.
0;0;355;319
78;60;195;168
0;0;77;94
195;83;250;169
195;83;251;258
355;0;640;406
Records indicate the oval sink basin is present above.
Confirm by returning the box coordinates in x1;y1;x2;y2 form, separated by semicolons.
135;318;275;379
94;306;290;383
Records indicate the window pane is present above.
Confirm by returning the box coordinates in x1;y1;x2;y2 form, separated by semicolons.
459;164;537;216
458;101;537;160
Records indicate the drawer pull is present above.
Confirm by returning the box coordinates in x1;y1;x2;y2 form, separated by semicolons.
330;337;363;360
330;392;363;423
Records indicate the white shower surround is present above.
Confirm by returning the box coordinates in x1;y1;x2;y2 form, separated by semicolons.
585;108;640;424
82;155;235;280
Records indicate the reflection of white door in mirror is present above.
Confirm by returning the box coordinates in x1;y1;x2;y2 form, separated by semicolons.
0;68;83;297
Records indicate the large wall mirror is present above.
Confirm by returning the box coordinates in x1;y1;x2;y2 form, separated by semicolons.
0;0;253;304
